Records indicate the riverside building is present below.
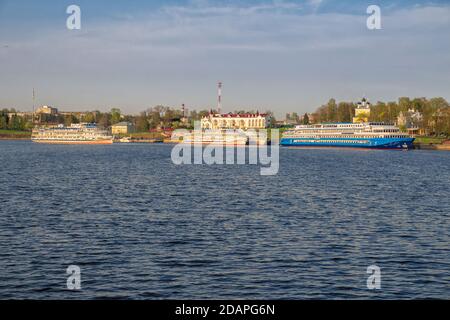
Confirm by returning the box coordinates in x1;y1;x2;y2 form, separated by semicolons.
201;112;268;130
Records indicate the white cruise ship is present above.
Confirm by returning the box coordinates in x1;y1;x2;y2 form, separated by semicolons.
31;123;113;144
182;129;249;145
281;122;414;149
281;98;415;149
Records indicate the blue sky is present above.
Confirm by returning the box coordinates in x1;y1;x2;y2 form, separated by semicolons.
0;0;449;116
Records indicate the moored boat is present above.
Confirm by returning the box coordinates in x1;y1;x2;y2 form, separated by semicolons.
281;123;414;149
117;137;132;143
281;98;415;149
31;123;113;145
182;129;249;145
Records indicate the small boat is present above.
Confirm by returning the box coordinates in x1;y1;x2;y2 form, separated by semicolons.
117;137;132;143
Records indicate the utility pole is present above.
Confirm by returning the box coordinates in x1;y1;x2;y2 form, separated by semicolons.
217;82;222;114
32;88;36;124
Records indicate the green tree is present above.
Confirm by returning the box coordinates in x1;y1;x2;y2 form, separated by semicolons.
302;113;310;125
0;110;8;129
398;97;411;113
326;99;337;122
110;108;121;124
411;97;427;113
337;102;353;123
136;112;149;132
370;101;386;122
98;113;111;128
386;102;398;123
198;110;210;118
64;114;79;126
265;110;276;128
147;107;162;129
0;116;7;129
8;114;26;130
82;112;96;123
314;104;328;123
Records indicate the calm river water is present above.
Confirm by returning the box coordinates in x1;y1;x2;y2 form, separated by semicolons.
0;141;449;299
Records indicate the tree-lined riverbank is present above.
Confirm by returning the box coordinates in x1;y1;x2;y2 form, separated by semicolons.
313;97;450;136
0;130;31;140
1;129;449;151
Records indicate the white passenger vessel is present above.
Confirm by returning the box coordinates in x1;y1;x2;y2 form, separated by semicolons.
182;129;249;145
31;123;113;144
281;98;415;149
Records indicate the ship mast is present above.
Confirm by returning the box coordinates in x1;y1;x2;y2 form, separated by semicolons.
32;88;35;125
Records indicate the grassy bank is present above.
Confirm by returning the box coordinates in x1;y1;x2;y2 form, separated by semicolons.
128;132;165;140
414;136;447;145
0;129;31;139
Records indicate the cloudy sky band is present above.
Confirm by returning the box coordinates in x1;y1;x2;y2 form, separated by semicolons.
0;0;449;116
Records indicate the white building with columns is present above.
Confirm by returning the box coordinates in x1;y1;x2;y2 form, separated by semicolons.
201;112;268;130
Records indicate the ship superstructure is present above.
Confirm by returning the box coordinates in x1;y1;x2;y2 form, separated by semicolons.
31;123;113;144
182;129;249;145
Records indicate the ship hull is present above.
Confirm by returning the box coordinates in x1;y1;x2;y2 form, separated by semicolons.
280;137;415;149
182;142;248;146
32;139;113;145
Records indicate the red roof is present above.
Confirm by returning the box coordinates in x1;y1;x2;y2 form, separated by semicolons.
211;113;268;118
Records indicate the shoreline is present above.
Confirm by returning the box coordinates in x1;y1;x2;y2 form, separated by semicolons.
0;137;31;141
414;143;450;151
0;130;32;140
2;138;450;151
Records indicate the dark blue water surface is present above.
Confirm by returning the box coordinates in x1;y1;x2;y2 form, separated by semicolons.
0;141;449;299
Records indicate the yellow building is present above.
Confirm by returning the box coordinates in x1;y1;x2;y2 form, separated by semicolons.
111;122;134;135
353;98;371;123
36;105;58;115
201;112;268;130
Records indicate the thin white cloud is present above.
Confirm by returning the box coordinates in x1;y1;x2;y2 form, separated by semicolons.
307;0;323;12
4;2;449;54
161;0;302;18
0;1;449;113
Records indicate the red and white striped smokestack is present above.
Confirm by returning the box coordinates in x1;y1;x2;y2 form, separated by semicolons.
217;82;222;114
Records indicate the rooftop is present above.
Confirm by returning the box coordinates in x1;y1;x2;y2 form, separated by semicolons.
112;121;133;127
206;113;268;118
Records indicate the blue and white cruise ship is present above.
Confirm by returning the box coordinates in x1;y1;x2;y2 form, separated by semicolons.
281;99;415;149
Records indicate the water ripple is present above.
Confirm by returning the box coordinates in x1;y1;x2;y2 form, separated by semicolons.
0;141;449;299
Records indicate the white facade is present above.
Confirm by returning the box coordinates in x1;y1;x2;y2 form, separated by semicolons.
36;105;58;115
201;113;268;130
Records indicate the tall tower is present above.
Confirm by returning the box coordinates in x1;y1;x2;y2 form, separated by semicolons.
181;104;188;124
217;82;222;114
